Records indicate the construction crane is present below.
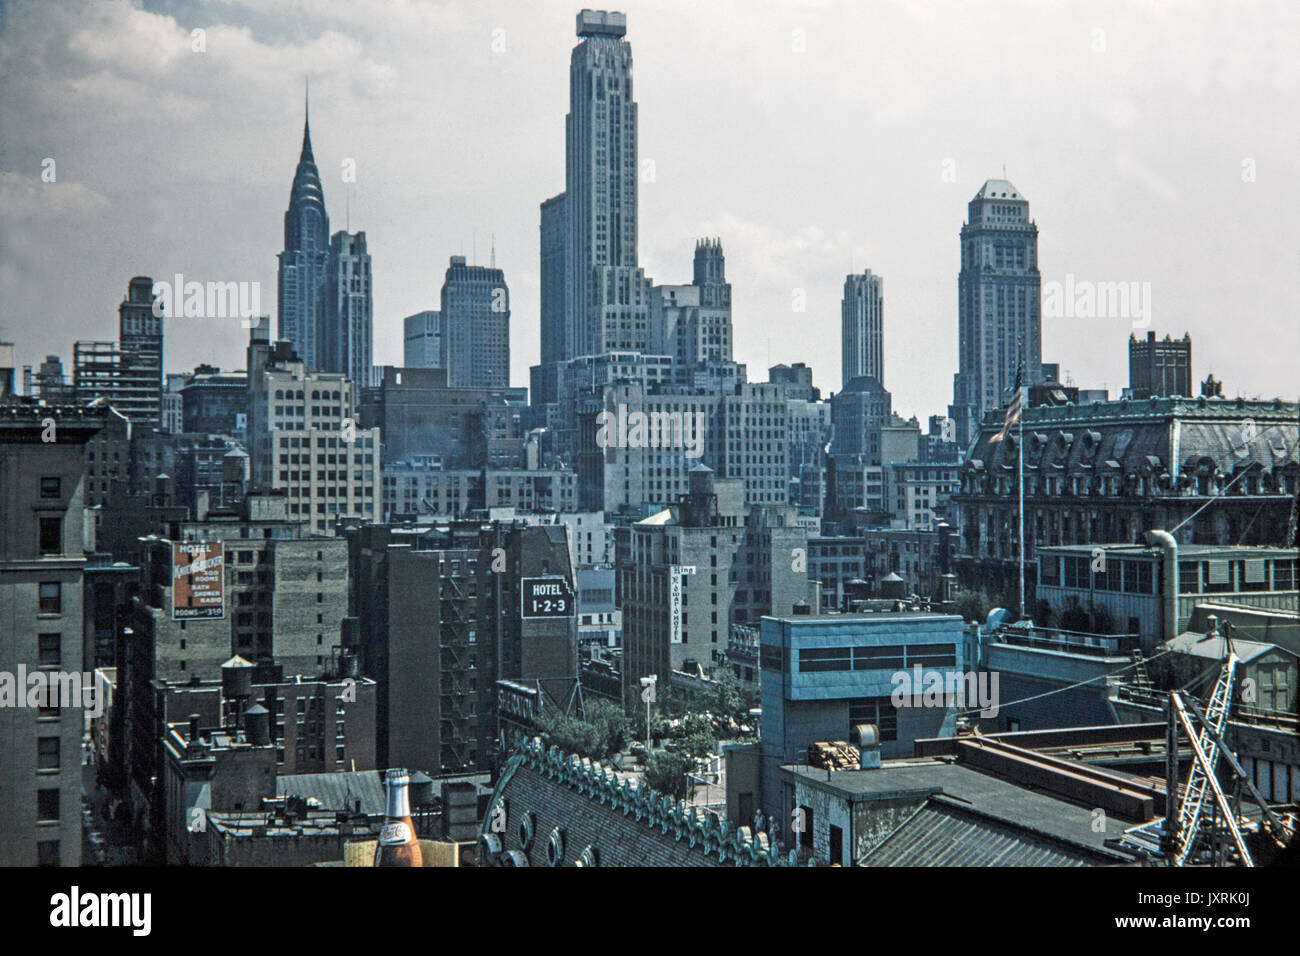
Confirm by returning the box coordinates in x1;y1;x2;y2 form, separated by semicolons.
1165;652;1249;866
1120;639;1297;865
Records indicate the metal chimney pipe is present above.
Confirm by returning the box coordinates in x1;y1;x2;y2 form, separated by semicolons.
1144;530;1179;647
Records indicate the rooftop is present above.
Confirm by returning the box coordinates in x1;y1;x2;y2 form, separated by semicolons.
974;179;1023;200
783;756;1138;862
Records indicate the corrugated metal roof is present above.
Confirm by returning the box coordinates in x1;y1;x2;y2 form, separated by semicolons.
1166;631;1291;664
861;798;1118;867
276;771;385;814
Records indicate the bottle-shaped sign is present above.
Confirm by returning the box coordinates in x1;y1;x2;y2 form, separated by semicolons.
374;768;423;867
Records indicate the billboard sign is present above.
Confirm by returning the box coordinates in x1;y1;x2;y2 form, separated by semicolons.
520;576;575;619
669;565;696;644
172;541;225;620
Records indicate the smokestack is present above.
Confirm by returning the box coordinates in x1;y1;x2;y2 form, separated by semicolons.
189;714;201;743
1144;530;1179;647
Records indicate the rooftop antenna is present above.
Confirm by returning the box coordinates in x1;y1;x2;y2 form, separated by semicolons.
473;230;477;266
491;233;496;269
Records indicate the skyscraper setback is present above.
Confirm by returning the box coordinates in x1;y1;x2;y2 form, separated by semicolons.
277;101;330;369
565;10;651;359
950;179;1043;445
842;270;884;388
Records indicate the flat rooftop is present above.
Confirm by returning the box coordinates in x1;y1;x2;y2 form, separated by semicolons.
763;611;963;624
1038;543;1297;558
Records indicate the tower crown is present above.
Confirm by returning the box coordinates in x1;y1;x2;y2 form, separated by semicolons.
577;10;626;37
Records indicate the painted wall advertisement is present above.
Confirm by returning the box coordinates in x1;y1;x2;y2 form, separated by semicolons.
172;541;225;620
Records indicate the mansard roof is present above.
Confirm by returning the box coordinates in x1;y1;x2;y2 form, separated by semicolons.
965;396;1298;480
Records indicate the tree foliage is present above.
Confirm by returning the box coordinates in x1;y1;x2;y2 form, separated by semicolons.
644;750;694;801
535;699;631;761
955;588;991;624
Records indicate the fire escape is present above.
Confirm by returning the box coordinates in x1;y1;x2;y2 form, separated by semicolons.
439;566;476;773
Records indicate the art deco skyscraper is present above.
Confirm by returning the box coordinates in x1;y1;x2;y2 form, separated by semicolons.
565;10;651;359
323;230;372;387
842;270;884;388
950;179;1042;445
277;97;330;368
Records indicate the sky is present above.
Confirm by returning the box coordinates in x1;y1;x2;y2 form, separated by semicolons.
1;0;1297;422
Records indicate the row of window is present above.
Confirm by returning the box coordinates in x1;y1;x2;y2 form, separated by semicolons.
797;643;958;673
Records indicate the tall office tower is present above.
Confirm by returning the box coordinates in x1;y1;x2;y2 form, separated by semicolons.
0;349;107;865
949;179;1042;445
440;255;510;389
827;375;893;517
531;193;569;408
841;270;884;388
245;326;379;535
403;310;443;370
1129;331;1192;398
540;193;568;368
691;238;733;364
72;277;164;428
323;230;373;385
277;101;330;368
565;10;652;358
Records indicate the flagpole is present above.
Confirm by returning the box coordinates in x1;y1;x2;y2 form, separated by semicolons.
1018;384;1025;620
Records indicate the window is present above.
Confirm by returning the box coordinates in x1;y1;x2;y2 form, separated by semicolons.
1123;561;1153;594
907;644;957;668
40;477;61;499
854;645;906;671
38;517;61;555
37;789;60;822
1063;556;1089;589
37;737;60;770
38;634;60;666
38;583;60;614
799;646;853;672
37;841;60;867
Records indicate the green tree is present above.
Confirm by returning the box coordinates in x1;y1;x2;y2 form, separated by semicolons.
1090;603;1115;636
672;713;715;759
955;588;991;624
644;750;694;801
1059;602;1091;633
535;699;631;761
1032;599;1054;628
584;699;631;757
713;669;743;718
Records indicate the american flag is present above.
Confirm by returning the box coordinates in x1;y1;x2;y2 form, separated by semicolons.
990;370;1026;444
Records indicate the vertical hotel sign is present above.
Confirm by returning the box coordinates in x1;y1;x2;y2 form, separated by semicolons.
172;541;225;620
668;565;695;645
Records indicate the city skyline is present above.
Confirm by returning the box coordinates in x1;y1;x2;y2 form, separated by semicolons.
0;0;1296;881
2;0;1297;423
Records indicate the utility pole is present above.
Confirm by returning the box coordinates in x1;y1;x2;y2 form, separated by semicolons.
640;674;657;762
